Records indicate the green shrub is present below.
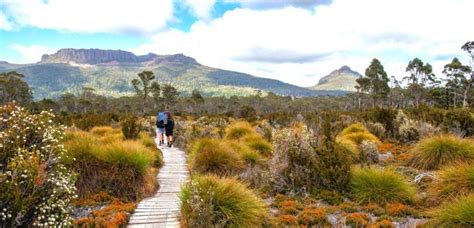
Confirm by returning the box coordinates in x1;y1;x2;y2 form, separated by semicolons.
180;175;268;227
225;121;255;140
269;124;351;194
367;108;396;137
430;194;474;227
444;108;474;136
120;114;140;139
189;139;244;176
407;135;474;170
350;167;416;205
0;104;77;227
430;163;474;202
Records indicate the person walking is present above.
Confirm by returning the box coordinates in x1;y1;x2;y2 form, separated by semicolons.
156;111;166;146
164;111;174;147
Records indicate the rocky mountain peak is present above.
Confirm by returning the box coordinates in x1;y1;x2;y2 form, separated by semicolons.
40;48;197;65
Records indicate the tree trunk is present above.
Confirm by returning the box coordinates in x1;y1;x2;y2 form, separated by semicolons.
463;73;473;108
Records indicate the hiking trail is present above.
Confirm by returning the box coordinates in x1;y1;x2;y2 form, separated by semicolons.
128;139;189;227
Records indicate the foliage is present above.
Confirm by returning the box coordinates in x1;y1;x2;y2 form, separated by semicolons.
297;207;330;226
224;121;255;140
120;114;141;139
269;123;351;194
407;134;474;170
73;197;136;227
0;104;76;227
443;108;474;136
64;129;157;200
430;163;474;203
345;212;370;227
430;194;474;227
0;71;33;105
180;174;267;227
242;134;273;156
359;140;379;166
356;58;390;106
337;123;381;145
189;139;243;176
395;110;420;143
350;167;416;205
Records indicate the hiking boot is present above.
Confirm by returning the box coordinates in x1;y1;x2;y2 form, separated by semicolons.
158;141;162;146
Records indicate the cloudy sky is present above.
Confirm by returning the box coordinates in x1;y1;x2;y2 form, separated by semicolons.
0;0;472;87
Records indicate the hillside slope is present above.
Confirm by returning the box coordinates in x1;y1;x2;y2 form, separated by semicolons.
0;49;346;98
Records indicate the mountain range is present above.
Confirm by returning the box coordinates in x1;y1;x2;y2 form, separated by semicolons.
0;48;358;98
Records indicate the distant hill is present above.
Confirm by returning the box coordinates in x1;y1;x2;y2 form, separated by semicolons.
0;48;347;98
309;66;361;92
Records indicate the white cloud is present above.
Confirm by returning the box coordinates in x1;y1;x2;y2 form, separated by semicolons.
10;44;55;63
225;0;332;9
184;0;216;20
0;12;13;30
135;0;473;87
2;0;174;34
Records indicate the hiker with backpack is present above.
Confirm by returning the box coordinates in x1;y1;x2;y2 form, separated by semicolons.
156;112;166;146
164;111;174;147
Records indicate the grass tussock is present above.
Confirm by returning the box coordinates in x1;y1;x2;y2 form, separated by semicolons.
430;163;474;203
350;167;416;205
64;128;159;200
407;134;474;170
243;134;273;156
337;123;381;156
430;194;474;227
180;174;268;227
225;121;256;140
189;138;244;176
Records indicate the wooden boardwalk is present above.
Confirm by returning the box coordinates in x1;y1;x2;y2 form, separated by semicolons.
128;139;189;228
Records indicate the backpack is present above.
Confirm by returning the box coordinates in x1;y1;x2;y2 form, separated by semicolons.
158;112;166;121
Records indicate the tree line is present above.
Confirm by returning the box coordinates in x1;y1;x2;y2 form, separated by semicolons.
1;42;472;117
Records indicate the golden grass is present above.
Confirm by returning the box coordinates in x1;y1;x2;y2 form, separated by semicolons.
429;163;474;203
225;121;256;140
180;174;268;227
407;134;474;170
350;167;416;205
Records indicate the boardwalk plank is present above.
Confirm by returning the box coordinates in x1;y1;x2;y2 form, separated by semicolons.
128;139;189;228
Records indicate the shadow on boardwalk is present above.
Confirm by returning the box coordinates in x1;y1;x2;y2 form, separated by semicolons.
128;139;189;228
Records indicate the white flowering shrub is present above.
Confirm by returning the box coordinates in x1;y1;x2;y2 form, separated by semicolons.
359;140;379;166
0;104;77;227
395;110;420;143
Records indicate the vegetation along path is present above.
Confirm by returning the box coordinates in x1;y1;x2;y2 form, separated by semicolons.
128;139;189;227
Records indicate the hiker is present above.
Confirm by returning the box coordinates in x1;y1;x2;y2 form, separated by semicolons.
164;111;174;147
156;111;166;146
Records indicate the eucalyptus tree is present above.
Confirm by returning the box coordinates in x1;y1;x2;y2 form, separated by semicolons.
404;58;437;106
0;71;32;105
443;57;471;108
131;70;158;114
356;58;390;108
461;41;474;108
